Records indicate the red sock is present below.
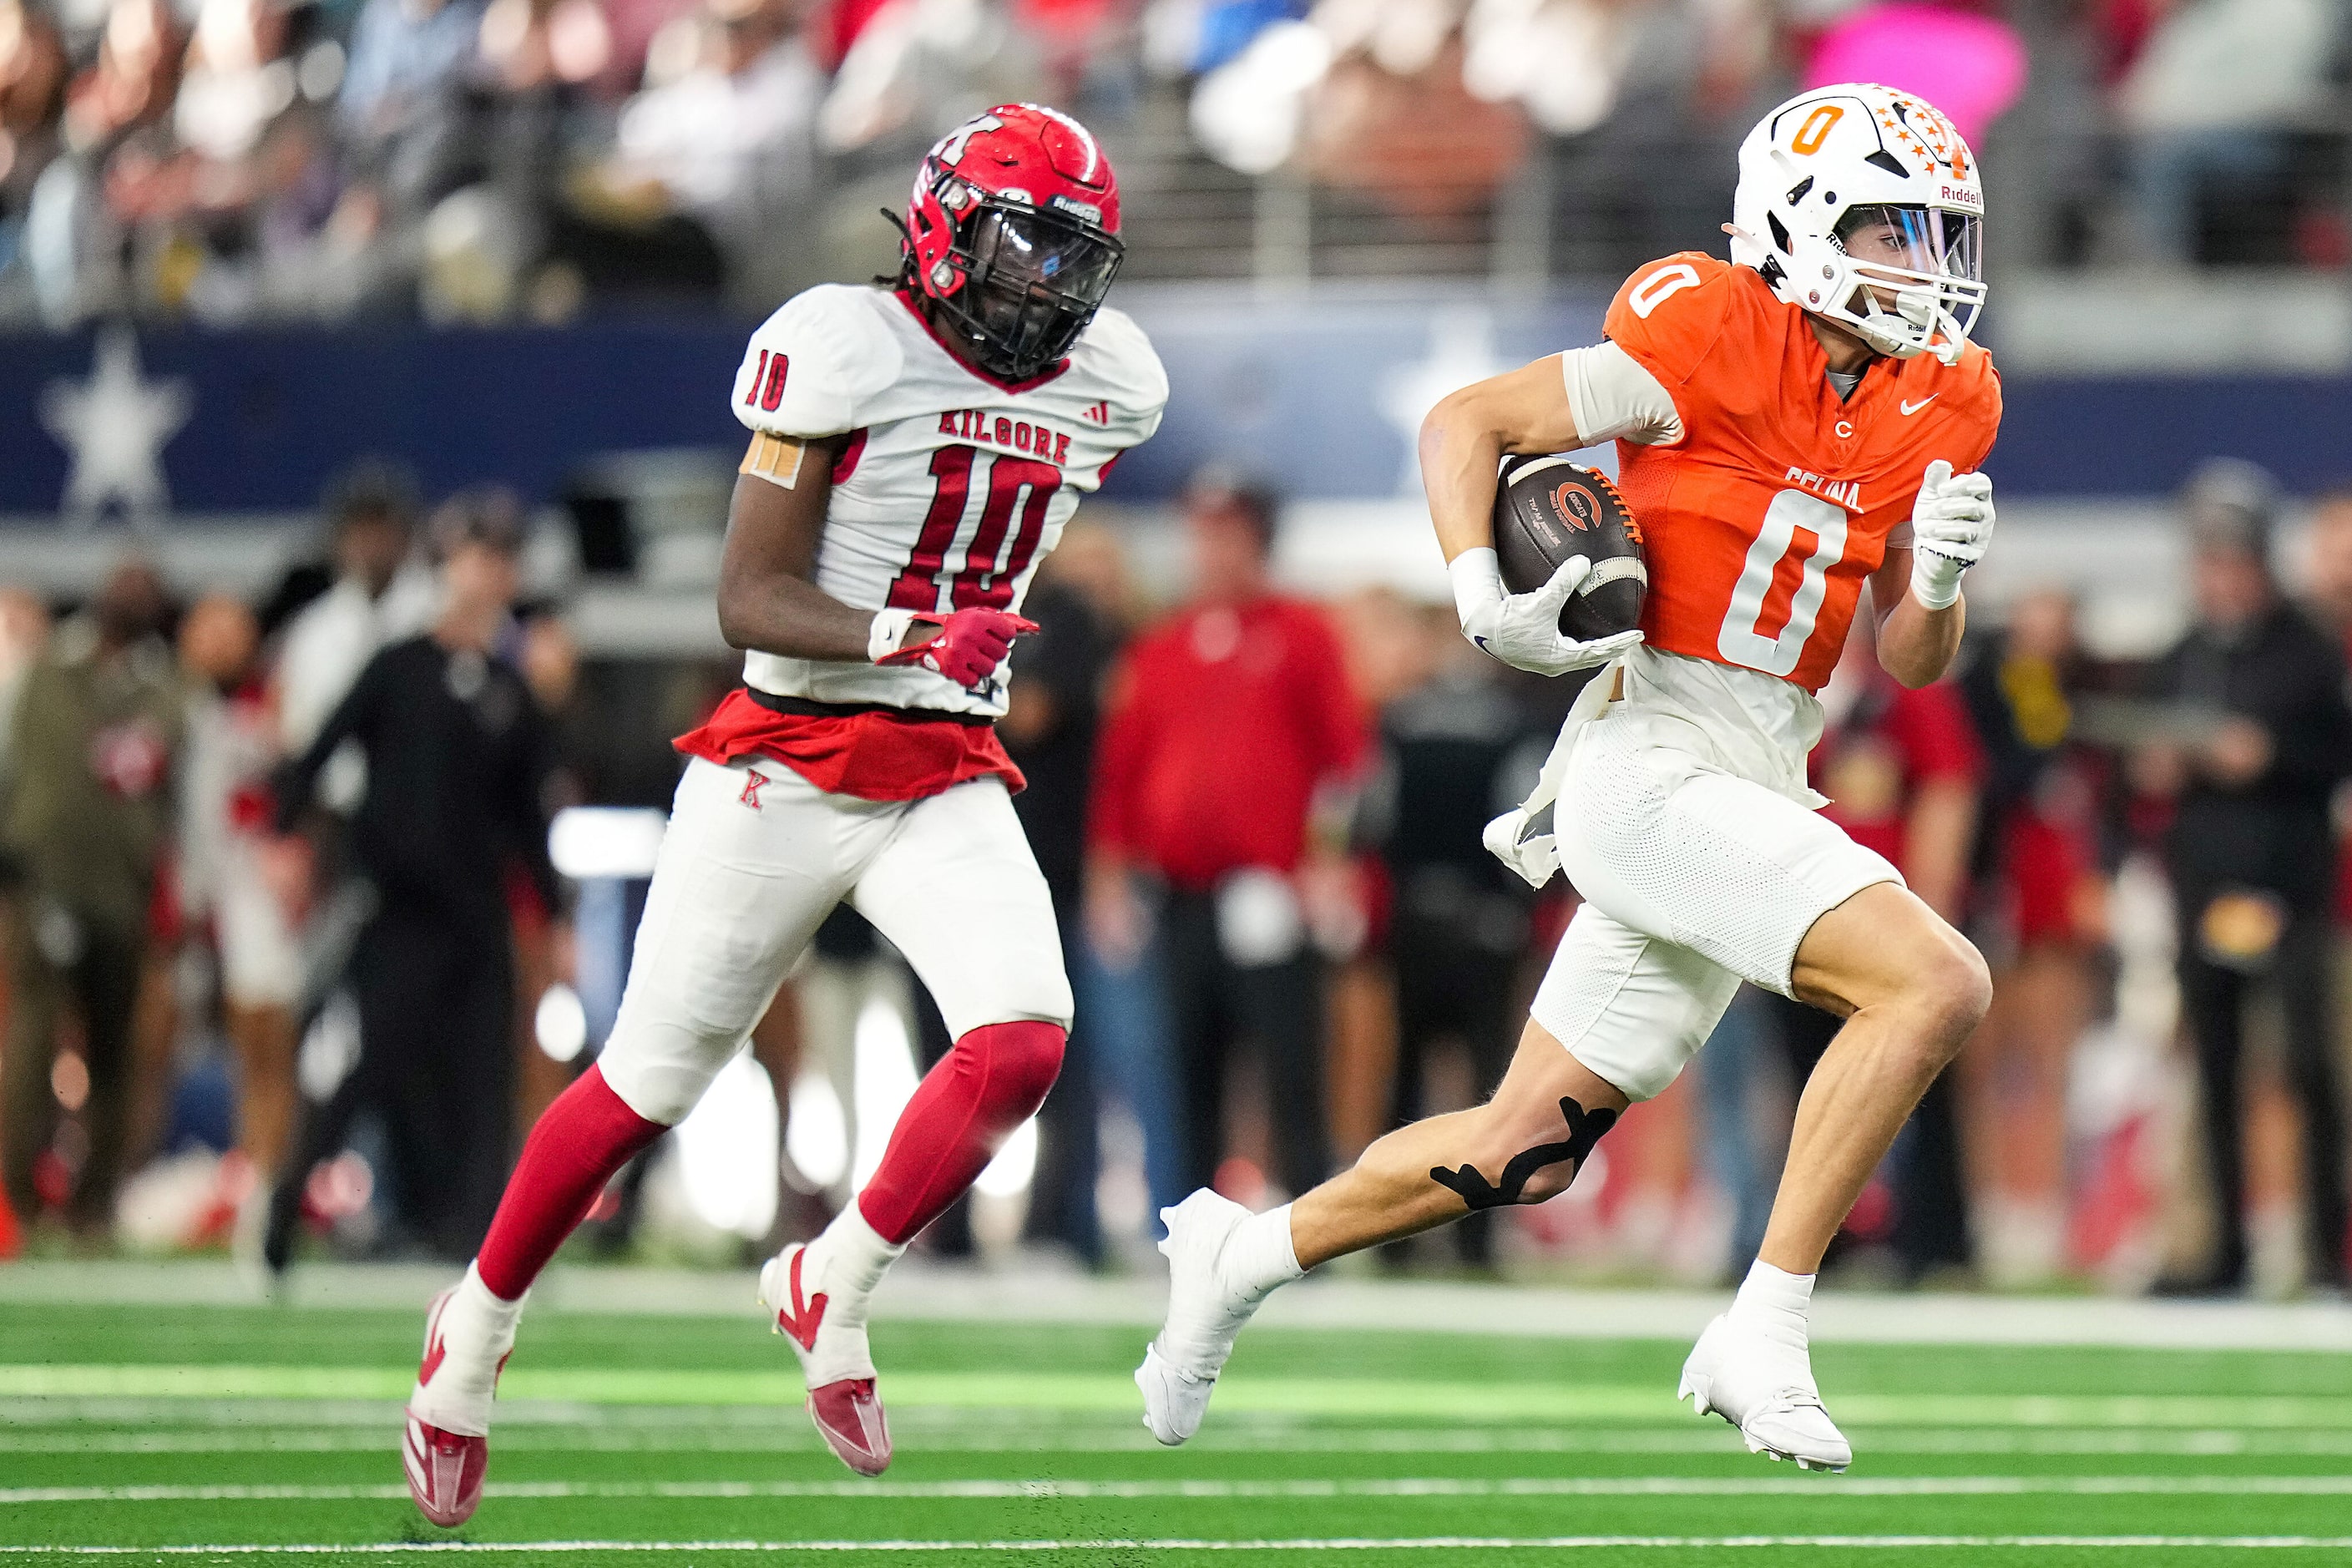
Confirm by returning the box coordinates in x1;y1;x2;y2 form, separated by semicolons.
857;1020;1065;1245
476;1065;665;1300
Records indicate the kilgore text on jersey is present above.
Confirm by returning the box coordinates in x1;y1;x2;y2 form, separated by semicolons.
940;408;1076;465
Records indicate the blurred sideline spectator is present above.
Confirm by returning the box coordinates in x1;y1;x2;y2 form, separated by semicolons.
0;0;69;271
339;0;483;148
1050;523;1189;1231
2141;460;2352;1293
2306;488;2352;952
265;488;556;1267
2116;0;2344;266
2;0;2347;321
0;586;51;1255
559;0;818;305
175;591;304;1215
1702;608;1984;1284
1957;587;2107;1287
511;609;582;1135
1297;18;1525;226
0;585;54;787
1085;474;1369;1203
1798;1;2026;145
276;458;435;776
0;556;180;1239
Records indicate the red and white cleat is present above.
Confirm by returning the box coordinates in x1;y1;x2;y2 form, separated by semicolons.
761;1241;892;1476
402;1270;522;1528
402;1412;487;1528
805;1376;891;1476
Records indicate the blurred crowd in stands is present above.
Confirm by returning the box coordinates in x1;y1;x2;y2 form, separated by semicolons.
6;452;2352;1301
0;0;2347;326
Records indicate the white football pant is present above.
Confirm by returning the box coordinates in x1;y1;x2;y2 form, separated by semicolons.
595;757;1071;1126
1532;710;1900;1101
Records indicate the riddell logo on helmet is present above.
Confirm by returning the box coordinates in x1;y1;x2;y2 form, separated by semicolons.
1940;185;1982;209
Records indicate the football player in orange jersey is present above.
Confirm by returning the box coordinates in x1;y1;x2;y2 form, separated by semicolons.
1138;83;2000;1473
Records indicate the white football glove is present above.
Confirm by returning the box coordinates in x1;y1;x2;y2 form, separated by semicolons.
1908;459;1995;611
1449;547;1643;678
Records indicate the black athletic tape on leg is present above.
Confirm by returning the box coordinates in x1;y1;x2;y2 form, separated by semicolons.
1429;1096;1619;1212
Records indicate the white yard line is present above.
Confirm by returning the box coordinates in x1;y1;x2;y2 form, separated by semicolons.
9;1369;2348;1429
8;1536;2352;1555
8;1476;2352;1504
5;1258;2351;1352
13;1422;2352;1456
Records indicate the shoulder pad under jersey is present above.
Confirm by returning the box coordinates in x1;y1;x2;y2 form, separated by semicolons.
731;285;904;438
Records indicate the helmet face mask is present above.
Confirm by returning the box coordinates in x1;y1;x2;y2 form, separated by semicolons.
903;105;1124;385
1730;84;1987;365
932;196;1123;382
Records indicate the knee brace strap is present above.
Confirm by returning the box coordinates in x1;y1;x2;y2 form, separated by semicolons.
1429;1096;1618;1212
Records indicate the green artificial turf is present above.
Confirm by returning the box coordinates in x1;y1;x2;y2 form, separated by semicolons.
1;1299;2349;1565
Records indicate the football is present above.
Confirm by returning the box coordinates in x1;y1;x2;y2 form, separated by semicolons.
1492;454;1647;642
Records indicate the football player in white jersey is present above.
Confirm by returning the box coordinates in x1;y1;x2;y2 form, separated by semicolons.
398;104;1167;1526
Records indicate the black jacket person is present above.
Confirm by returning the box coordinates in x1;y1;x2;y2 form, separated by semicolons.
266;492;557;1267
2144;461;2352;1292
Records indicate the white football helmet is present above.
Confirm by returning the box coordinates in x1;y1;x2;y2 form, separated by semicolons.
1728;83;1986;365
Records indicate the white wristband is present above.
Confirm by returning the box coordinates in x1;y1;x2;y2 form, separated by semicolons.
1909;549;1965;612
1448;548;1504;637
866;607;918;663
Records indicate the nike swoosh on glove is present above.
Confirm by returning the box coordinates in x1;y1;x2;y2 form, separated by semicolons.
1449;547;1642;679
878;606;1039;690
1908;458;1995;611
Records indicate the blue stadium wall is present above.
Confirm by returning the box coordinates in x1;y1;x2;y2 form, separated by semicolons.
2;296;2348;515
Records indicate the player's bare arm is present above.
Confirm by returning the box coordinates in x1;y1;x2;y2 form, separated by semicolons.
1870;546;1963;686
716;435;888;663
718;435;946;665
1872;453;1997;686
1423;357;1643;677
1419;355;1585;563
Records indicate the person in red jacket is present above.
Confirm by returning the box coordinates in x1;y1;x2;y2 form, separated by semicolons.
1085;474;1371;1204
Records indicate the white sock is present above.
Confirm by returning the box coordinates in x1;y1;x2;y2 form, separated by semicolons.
458;1262;526;1343
814;1203;906;1308
1729;1259;1813;1354
414;1265;524;1432
1223;1203;1305;1303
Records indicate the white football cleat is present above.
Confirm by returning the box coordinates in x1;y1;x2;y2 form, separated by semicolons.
402;1272;518;1527
1136;1188;1259;1446
761;1242;890;1476
1678;1310;1852;1473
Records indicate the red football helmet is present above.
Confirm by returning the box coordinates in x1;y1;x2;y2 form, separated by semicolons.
902;104;1124;383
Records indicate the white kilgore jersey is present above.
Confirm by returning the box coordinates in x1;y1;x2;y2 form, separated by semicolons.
730;283;1168;716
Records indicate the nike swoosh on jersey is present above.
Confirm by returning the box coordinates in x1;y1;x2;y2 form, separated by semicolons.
1900;395;1939;416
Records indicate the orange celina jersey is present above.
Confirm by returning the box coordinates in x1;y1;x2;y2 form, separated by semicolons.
1603;253;2002;691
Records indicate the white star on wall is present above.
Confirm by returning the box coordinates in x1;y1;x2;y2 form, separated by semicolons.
1378;305;1510;495
41;325;193;526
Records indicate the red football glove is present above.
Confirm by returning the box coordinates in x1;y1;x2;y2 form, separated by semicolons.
878;606;1040;690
